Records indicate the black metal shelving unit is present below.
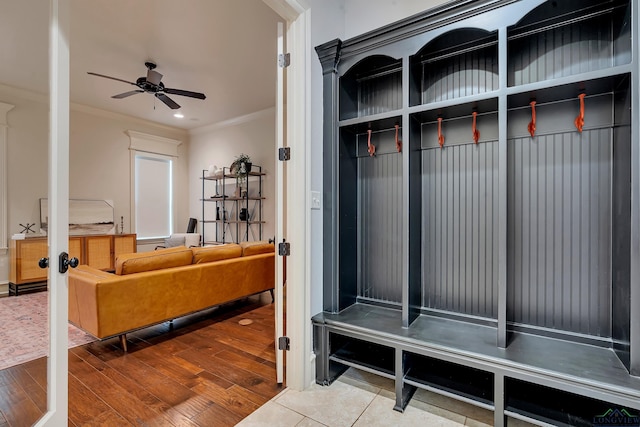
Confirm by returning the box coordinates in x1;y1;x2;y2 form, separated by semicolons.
200;166;264;244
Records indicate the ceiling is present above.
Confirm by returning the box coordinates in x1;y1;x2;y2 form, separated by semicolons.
0;0;282;130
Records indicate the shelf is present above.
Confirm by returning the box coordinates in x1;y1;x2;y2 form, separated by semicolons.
201;166;264;244
404;353;494;408
504;378;637;427
507;0;631;87
201;220;265;224
201;171;266;180
328;333;395;380
202;197;265;202
315;304;640;407
410;29;498;107
339;56;402;121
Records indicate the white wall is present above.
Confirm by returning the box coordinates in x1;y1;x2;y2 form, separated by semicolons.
0;86;189;293
308;0;451;316
342;0;450;39
188;109;276;245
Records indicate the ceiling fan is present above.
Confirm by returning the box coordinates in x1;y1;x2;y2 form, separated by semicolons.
87;61;206;110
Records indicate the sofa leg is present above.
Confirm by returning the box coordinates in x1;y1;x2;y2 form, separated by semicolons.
270;289;274;303
119;334;128;352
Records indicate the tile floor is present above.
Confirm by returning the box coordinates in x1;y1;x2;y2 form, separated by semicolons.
236;368;536;427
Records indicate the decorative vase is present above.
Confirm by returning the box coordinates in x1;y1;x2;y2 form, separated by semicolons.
239;208;249;221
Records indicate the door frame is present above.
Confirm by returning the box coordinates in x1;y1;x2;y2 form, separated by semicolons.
263;0;313;391
35;0;71;425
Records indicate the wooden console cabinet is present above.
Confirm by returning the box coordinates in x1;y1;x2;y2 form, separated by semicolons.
9;234;136;296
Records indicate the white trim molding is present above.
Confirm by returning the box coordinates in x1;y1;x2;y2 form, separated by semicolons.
264;0;312;391
0;102;15;253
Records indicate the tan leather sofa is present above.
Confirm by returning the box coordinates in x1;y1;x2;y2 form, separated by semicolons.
68;241;275;351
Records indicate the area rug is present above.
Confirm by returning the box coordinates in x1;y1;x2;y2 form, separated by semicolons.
0;291;96;371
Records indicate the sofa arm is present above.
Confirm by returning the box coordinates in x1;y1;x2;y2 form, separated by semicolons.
68;266;113;337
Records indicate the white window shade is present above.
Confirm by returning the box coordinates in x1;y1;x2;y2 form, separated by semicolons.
135;154;172;239
127;130;181;240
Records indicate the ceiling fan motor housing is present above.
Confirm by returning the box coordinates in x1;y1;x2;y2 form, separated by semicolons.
136;76;163;93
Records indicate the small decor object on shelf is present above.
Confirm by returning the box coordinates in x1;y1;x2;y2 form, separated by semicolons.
231;153;252;176
231;153;252;190
19;223;36;234
239;208;249;221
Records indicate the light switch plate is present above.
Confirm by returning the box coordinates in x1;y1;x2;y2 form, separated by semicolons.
311;191;321;210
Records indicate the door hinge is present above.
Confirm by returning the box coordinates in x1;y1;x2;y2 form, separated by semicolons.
279;147;291;161
278;336;290;351
278;241;290;257
278;53;291;68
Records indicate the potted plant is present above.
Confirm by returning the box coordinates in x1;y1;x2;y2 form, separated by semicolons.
230;153;252;176
230;153;252;193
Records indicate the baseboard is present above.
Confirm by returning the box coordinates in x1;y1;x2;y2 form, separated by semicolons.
0;281;8;297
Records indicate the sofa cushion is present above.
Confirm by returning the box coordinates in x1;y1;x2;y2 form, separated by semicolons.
115;246;193;275
240;241;275;256
75;264;114;278
192;244;242;264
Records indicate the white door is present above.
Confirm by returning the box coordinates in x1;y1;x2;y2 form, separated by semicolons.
34;0;71;425
274;21;287;385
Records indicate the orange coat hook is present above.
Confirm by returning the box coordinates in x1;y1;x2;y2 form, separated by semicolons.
395;124;402;153
528;101;537;137
437;117;445;148
574;93;586;133
367;129;376;157
472;111;480;144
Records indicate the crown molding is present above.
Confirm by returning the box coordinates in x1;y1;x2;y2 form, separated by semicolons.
71;103;188;135
189;106;276;136
0;82;188;136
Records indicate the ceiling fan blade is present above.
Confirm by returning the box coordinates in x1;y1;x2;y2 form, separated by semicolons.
164;88;206;100
147;69;163;86
112;90;144;99
87;72;136;86
155;93;181;109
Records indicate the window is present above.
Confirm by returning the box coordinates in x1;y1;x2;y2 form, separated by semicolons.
134;154;173;239
127;130;181;241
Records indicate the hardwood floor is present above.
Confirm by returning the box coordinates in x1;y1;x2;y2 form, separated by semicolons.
0;292;282;426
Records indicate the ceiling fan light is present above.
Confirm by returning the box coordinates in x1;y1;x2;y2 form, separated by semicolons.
173;112;184;118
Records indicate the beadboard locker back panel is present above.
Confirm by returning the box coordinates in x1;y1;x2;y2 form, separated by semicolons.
507;0;631;87
507;128;612;336
358;150;403;305
422;141;499;318
411;29;498;107
340;56;402;121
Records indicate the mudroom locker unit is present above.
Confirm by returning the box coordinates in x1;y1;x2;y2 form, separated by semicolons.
313;0;640;425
